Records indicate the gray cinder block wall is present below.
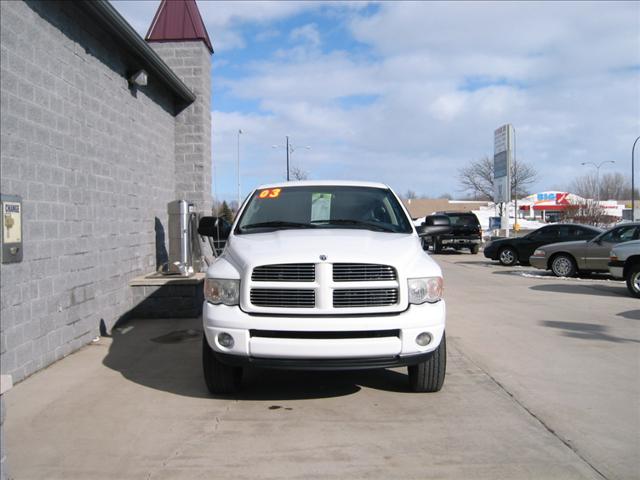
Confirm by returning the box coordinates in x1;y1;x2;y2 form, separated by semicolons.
151;42;212;214
0;1;210;383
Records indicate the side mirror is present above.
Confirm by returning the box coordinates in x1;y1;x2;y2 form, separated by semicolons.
417;214;451;237
198;216;231;242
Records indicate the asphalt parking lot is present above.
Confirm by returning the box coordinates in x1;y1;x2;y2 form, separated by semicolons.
4;254;639;480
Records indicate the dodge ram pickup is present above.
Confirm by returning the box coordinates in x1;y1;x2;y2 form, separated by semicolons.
197;181;448;394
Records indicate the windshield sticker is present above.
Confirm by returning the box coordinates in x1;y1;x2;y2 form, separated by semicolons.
258;188;282;199
311;193;332;222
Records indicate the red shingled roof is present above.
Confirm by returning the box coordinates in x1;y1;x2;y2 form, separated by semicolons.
146;0;213;53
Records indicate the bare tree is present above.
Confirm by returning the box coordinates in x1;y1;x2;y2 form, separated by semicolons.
290;165;309;181
599;172;627;200
458;156;537;200
570;172;634;201
558;200;616;227
404;189;417;200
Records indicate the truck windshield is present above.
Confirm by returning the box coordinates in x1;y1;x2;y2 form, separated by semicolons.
237;186;413;234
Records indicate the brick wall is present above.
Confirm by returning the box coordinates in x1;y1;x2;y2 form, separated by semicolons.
150;42;212;214
0;1;180;382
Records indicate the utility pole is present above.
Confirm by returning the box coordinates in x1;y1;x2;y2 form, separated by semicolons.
273;136;310;181
286;135;290;181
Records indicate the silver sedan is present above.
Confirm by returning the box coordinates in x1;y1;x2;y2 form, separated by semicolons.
529;223;640;277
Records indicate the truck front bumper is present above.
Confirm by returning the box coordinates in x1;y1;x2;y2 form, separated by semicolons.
203;301;445;368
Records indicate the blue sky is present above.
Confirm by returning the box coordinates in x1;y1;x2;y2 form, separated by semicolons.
113;1;640;203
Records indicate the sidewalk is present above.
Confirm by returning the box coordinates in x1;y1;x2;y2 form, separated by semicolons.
4;316;602;480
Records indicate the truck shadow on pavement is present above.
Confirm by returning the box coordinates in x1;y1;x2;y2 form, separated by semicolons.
102;317;414;400
540;320;640;344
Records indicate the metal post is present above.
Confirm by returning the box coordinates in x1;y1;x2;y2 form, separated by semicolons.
237;129;242;208
633;140;636;220
286;135;290;181
513;126;517;231
581;161;614;204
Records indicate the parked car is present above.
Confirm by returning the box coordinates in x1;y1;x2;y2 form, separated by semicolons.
484;224;601;266
609;240;640;298
529;223;640;277
197;181;449;394
422;211;481;254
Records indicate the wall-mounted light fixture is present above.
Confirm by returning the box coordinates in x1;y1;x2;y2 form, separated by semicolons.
128;69;148;87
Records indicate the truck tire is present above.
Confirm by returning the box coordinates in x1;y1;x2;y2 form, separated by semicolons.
550;253;577;277
202;334;242;394
626;263;640;298
408;333;446;392
498;247;517;266
470;244;479;255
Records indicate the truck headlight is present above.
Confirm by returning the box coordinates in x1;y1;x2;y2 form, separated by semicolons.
408;277;443;304
533;249;545;256
204;278;240;306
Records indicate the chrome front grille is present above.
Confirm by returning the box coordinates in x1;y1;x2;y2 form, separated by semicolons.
333;263;397;282
252;264;315;282
250;289;315;308
333;288;399;308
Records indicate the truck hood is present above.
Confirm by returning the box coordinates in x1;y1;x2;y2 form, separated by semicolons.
216;229;441;278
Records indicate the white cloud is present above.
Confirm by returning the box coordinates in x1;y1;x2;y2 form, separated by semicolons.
290;24;321;48
114;1;640;199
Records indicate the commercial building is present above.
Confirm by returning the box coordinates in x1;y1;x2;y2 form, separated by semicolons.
0;0;214;383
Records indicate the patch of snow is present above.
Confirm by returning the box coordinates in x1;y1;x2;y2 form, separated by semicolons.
511;270;623;283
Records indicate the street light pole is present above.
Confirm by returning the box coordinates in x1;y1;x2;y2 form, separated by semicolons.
237;129;242;208
513;126;517;230
633;136;640;221
581;160;615;203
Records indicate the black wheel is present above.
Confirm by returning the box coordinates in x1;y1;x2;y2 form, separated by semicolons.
408;333;446;393
202;334;242;394
626;263;640;298
498;246;517;266
550;253;577;277
421;238;429;251
433;238;443;253
470;244;479;255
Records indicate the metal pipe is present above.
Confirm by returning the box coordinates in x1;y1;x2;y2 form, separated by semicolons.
580;160;615;203
237;129;242;208
633;136;640;221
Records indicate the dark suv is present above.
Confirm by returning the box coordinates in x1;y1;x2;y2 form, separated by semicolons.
422;212;482;254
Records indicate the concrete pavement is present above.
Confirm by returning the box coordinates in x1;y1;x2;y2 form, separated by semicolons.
438;252;639;480
4;254;638;479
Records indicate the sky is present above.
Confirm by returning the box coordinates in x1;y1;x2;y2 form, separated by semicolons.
112;0;640;203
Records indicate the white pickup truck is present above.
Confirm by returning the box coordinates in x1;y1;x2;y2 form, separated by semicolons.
197;181;448;393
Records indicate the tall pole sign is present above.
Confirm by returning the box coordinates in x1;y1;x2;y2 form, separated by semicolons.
494;124;514;236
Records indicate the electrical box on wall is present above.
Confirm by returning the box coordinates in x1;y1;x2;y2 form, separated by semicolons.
1;194;23;263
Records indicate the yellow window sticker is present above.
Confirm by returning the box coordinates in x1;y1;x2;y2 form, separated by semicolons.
258;188;282;199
